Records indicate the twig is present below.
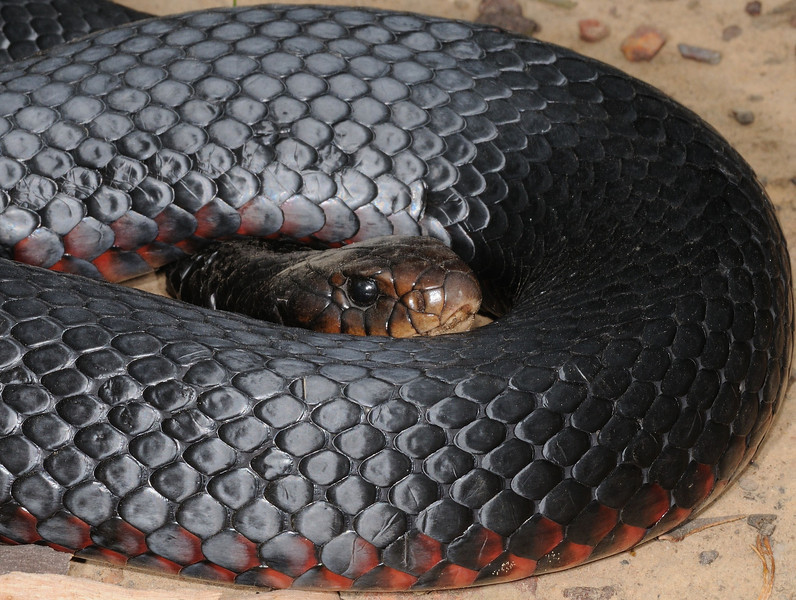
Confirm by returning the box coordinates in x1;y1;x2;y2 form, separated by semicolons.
659;514;746;542
751;534;775;600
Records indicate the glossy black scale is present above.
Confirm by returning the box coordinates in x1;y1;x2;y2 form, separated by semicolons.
0;2;791;592
0;0;147;65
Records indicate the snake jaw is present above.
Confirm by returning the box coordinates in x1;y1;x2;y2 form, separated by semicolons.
397;267;483;336
397;283;476;336
340;305;368;336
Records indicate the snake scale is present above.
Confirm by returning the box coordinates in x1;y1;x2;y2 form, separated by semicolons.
0;0;792;591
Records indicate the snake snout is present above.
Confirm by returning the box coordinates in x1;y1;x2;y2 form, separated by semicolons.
397;268;482;336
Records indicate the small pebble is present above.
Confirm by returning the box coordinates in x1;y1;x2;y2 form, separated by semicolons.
745;1;762;16
699;550;719;565
678;43;722;64
476;0;540;35
539;0;577;7
722;25;742;40
737;472;760;489
478;0;522;19
731;109;755;125
620;26;667;61
747;514;777;537
477;12;540;34
579;19;611;42
562;586;619;600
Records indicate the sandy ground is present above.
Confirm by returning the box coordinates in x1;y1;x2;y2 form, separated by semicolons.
1;1;795;599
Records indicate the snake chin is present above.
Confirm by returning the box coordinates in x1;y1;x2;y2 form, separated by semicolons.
416;306;480;336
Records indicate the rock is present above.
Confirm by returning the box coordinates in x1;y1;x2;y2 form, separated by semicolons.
732;108;756;125
563;586;619;600
722;25;742;40
620;26;667;61
746;1;762;15
476;0;540;34
579;19;611;42
747;514;777;537
678;43;722;63
539;0;577;6
677;44;721;65
699;550;719;565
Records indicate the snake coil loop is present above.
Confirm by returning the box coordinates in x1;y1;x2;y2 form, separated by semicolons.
0;1;791;591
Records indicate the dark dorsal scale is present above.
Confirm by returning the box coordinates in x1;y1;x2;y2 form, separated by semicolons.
0;3;789;592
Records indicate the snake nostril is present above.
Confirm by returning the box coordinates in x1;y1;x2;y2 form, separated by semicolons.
403;290;426;312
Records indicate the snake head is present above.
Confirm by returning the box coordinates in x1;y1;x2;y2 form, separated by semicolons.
272;236;482;337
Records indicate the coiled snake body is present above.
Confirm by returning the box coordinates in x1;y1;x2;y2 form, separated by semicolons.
0;2;792;591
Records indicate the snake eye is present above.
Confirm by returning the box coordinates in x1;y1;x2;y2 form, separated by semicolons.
348;277;379;306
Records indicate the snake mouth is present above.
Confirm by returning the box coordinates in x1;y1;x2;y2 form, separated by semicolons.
396;269;483;336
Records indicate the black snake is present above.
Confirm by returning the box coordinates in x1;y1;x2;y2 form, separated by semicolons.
0;0;791;591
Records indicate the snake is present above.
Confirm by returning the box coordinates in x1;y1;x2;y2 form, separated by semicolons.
0;0;792;592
